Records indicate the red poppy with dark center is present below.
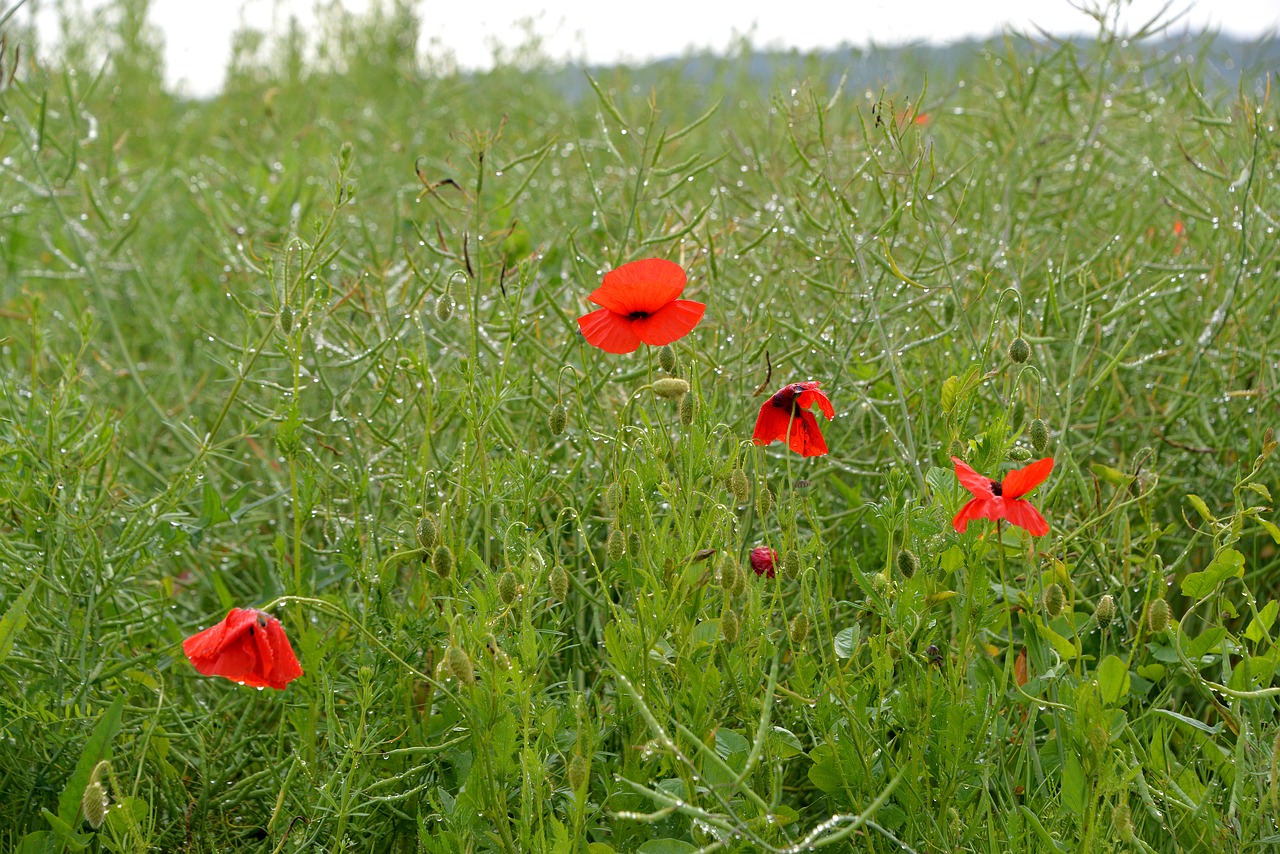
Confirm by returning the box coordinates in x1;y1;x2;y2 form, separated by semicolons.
183;608;304;690
577;258;705;354
951;456;1053;537
752;382;834;457
750;546;778;578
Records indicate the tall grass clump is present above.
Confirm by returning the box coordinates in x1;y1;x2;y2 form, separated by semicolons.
2;0;1279;850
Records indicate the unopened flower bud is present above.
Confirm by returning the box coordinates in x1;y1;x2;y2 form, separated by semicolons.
1009;446;1032;461
756;483;774;517
431;544;454;580
278;305;294;334
415;515;437;551
567;753;589;792
548;403;568;435
604;481;623;512
728;468;749;504
1112;802;1134;839
82;765;109;829
444;644;474;685
657;344;677;374
789;612;811;645
1008;336;1030;364
653;377;690;399
873;571;891;594
1030;418;1050;453
719;560;738;592
679;391;698;426
1043;583;1066;618
435;292;455;323
607;529;625;562
896;549;919;580
721;608;740;644
498;570;518;605
1147;598;1170;633
1094;594;1115;627
550;565;570;601
781;550;802;581
750;546;778;578
627;530;642;557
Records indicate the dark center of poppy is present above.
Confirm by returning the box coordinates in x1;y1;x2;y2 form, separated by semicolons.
990;479;1003;496
626;311;650;320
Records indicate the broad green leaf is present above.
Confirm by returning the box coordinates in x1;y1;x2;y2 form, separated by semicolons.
1246;601;1279;643
588;845;618;854
637;840;696;854
1181;548;1245;598
1258;518;1280;545
1096;655;1130;705
1136;663;1166;681
1091;463;1130;487
1035;618;1078;660
771;726;804;758
57;695;126;829
939;545;965;575
0;577;38;666
834;626;859;659
1061;752;1087;815
1185;494;1214;523
1182;626;1227;661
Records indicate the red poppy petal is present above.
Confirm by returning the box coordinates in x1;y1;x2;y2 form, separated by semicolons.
183;608;252;666
952;497;1004;532
589;258;687;315
1004;499;1049;536
631;299;705;346
264;619;304;686
784;410;827;457
578;308;643;354
752;402;793;445
796;385;835;419
1001;457;1054;500
952;457;996;499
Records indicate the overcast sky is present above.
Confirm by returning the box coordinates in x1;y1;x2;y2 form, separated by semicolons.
26;0;1280;97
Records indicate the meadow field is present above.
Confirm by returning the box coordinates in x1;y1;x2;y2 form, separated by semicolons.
2;1;1280;851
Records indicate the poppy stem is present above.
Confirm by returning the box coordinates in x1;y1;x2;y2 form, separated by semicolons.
995;519;1017;697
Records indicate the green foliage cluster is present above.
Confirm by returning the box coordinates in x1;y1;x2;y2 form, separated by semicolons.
2;1;1280;851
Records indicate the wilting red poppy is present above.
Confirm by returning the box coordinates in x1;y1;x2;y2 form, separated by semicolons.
752;382;834;457
750;546;778;578
951;456;1053;537
183;608;303;690
577;258;705;354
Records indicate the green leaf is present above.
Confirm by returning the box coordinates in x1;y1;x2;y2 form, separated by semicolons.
1091;464;1130;487
1247;601;1279;643
0;577;38;666
587;845;618;854
1060;752;1087;815
807;743;844;795
1258;518;1280;545
1185;493;1215;523
939;545;965;575
1182;626;1227;661
1096;655;1130;705
637;841;696;854
833;626;859;659
1136;663;1166;681
1181;548;1245;598
57;695;126;829
1152;708;1222;735
1035;618;1078;660
771;726;805;758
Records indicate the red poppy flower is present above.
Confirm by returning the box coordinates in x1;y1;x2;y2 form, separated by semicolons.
750;546;778;578
752;382;835;457
951;456;1053;537
576;258;705;354
182;608;303;690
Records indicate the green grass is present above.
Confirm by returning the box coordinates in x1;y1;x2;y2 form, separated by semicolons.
2;1;1280;851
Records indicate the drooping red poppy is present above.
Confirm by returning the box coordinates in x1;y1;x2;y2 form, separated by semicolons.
183;607;303;690
951;456;1053;537
750;546;778;578
752;382;834;457
577;258;705;354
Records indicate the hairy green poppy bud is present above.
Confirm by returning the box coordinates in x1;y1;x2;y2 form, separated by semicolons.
756;483;774;517
1094;594;1116;627
1030;418;1050;453
789;612;811;645
728;468;749;504
657;344;677;374
679;391;698;426
607;529;625;562
415;515;437;551
1009;446;1032;461
1008;336;1030;364
896;549;919;580
548;403;569;435
942;294;956;326
1147;598;1170;633
949;438;967;459
491;646;511;671
1112;802;1134;839
82;763;109;829
1043;583;1066;618
444;644;474;685
873;570;891;594
567;752;589;792
721;608;740;644
604;481;623;512
431;544;454;580
653;377;690;399
731;561;749;597
435;292;455;323
278;305;294;334
498;570;518;605
719;560;739;592
550;565;570;601
781;550;802;581
627;530;642;558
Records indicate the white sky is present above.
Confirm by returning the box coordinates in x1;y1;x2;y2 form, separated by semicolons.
24;0;1280;97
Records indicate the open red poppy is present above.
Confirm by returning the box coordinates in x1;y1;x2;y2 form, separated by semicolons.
577;258;705;354
183;607;304;690
951;456;1053;537
752;382;834;457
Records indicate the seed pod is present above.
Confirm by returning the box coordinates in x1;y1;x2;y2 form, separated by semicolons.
415;515;437;551
444;644;474;685
781;550;802;581
721;608;741;644
567;752;589;792
278;305;294;334
1043;583;1066;618
756;483;774;517
607;529;625;562
1147;598;1170;633
653;377;690;399
896;549;919;580
550;565;570;601
1094;594;1116;627
627;531;642;558
1030;418;1050;453
604;481;623;512
789;612;811;645
728;468;749;504
657;344;677;374
548;403;569;435
1009;446;1032;461
431;544;454;580
435;292;455;323
678;391;698;426
498;570;518;605
1008;336;1030;364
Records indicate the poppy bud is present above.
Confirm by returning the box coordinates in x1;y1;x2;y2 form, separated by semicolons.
781;550;802;581
627;530;642;558
278;305;294;334
1009;446;1032;461
721;608;740;644
550;565;570;601
750;546;778;578
607;529;625;562
1008;336;1030;364
789;612;811;645
1087;724;1109;757
679;391;698;426
756;483;774;517
415;515;437;551
949;438;967;459
431;544;454;580
1030;418;1050;453
719;560;739;592
1094;593;1116;627
1043;583;1066;618
657;344;677;374
435;292;455;323
1112;802;1134;839
942;295;956;326
872;570;891;594
548;403;569;436
1147;598;1170;633
498;570;518;605
728;468;749;504
567;752;589;792
795;478;811;490
730;561;749;597
604;481;623;512
491;646;512;671
653;377;690;399
444;644;474;685
82;763;110;829
896;549;919;580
